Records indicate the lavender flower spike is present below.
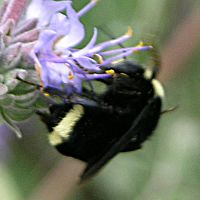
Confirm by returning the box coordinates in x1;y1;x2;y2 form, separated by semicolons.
0;0;44;137
32;0;152;98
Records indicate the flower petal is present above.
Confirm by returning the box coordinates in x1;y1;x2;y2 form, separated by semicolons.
26;0;68;27
55;1;85;50
34;30;57;54
49;13;70;35
73;28;98;58
87;32;131;55
75;56;101;72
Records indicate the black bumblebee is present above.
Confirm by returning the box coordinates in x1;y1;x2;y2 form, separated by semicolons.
37;57;165;181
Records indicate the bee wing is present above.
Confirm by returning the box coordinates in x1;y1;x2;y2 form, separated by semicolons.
81;97;162;181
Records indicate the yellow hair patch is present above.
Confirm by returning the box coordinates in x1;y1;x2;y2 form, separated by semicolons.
48;132;63;146
48;105;84;146
152;79;165;99
144;68;153;80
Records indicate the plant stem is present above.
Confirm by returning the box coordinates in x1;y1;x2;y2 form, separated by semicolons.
2;0;28;24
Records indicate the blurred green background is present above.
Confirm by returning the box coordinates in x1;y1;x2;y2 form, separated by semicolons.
0;0;200;200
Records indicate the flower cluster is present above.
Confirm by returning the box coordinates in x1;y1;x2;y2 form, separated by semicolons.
0;0;152;136
0;0;41;137
30;0;151;97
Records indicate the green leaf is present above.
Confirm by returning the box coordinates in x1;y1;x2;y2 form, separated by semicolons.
0;109;22;138
2;106;34;122
14;91;39;108
0;94;14;106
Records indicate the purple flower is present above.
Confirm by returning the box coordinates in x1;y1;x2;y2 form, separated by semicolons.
31;0;152;96
26;0;68;27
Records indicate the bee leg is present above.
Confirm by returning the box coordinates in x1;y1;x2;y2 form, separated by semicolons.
81;96;162;181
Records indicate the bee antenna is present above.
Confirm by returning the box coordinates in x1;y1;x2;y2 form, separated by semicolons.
16;75;42;89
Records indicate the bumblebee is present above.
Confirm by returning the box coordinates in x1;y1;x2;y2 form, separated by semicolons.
37;57;165;181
